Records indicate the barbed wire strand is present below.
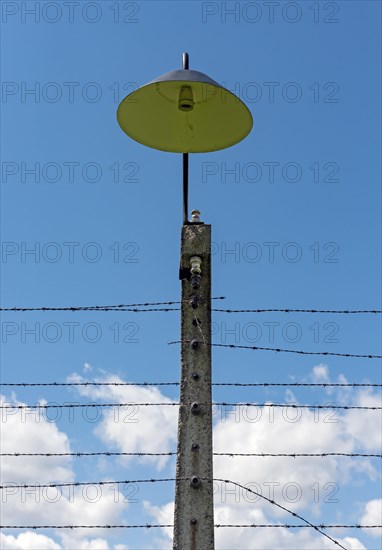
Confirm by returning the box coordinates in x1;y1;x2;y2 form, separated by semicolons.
1;524;380;530
213;478;346;549
1;381;181;387
0;478;177;490
213;452;382;458
214;524;382;529
1;306;180;312
213;403;382;410
1;402;380;410
1;382;381;388
1;451;380;458
0;524;173;530
212;382;382;387
213;308;382;314
1;302;380;315
168;340;382;359
0;297;225;312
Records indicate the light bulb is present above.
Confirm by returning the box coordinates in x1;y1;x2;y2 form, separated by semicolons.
178;86;194;111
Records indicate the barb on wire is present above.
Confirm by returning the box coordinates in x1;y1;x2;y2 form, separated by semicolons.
213;478;346;549
213;308;382;314
1;402;380;411
168;340;382;359
1;523;380;530
1;381;381;388
2;451;380;458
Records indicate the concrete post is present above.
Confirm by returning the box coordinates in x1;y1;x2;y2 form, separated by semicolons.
173;212;214;550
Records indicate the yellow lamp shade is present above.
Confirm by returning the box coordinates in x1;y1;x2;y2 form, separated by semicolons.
117;69;253;153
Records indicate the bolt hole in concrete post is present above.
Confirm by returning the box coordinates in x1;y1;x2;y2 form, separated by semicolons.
191;339;199;350
190;275;201;290
191;402;201;415
190;296;199;309
190;476;201;488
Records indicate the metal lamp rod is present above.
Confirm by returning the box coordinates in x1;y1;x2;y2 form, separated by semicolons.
182;52;189;224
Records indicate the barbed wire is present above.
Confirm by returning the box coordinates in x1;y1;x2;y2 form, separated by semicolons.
1;451;380;458
214;403;382;410
0;524;172;529
215;452;382;458
214;524;382;529
0;452;176;457
0;402;177;409
0;478;177;490
213;308;382;314
213;478;345;549
1;301;380;315
0;297;225;312
1;306;180;312
1;381;381;388
168;340;382;359
0;301;179;311
212;382;382;387
1;402;380;410
0;381;181;387
1;523;380;530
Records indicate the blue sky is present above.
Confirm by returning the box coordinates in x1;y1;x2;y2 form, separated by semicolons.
1;1;381;549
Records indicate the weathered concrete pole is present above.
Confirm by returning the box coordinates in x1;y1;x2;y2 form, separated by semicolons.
173;210;214;550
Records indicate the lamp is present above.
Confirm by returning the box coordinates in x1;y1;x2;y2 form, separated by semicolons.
117;53;253;221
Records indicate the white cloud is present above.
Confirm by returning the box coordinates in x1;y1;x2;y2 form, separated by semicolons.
0;394;130;550
343;390;382;451
143;500;174;542
212;402;355;515
312;364;330;383
83;363;93;373
0;533;131;550
360;498;382;537
0;394;73;484
0;532;62;549
67;373;178;470
58;534;129;549
2;482;128;536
